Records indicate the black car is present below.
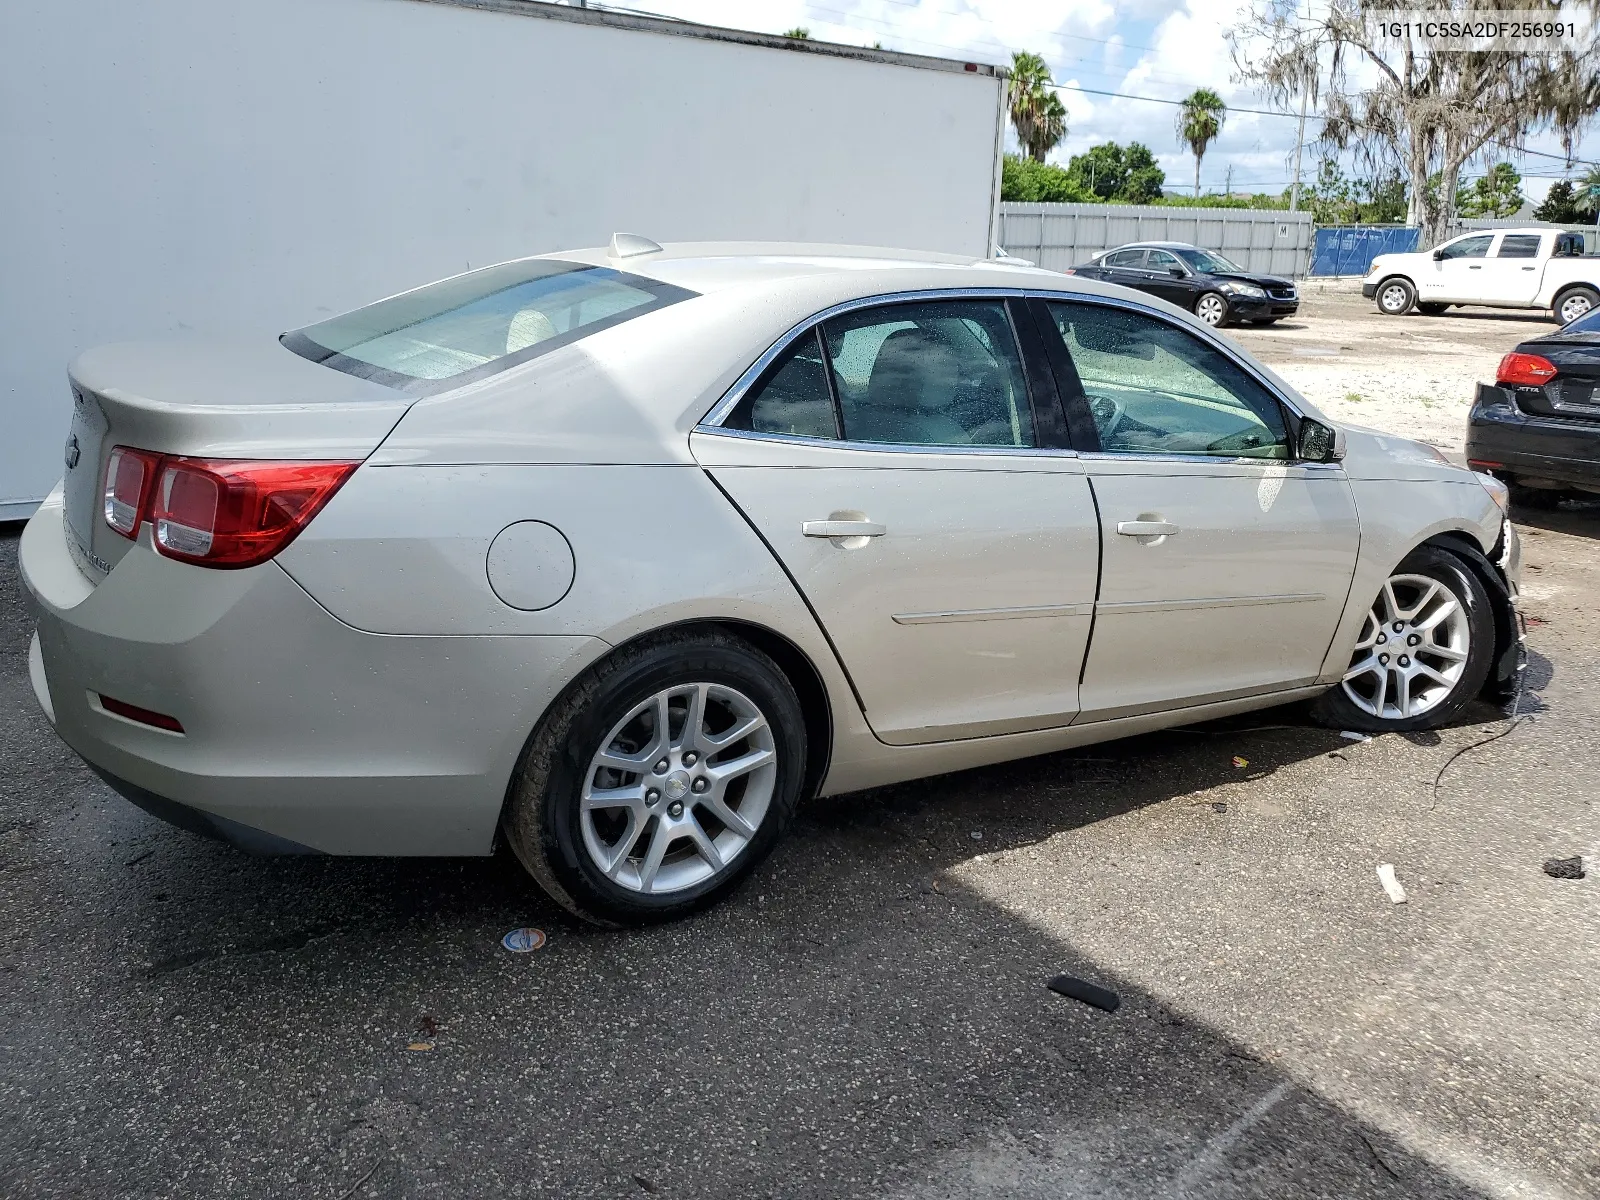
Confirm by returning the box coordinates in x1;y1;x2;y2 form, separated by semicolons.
1067;242;1299;328
1468;310;1600;506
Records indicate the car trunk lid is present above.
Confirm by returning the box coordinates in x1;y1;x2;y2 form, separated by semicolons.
62;339;410;581
1513;337;1600;422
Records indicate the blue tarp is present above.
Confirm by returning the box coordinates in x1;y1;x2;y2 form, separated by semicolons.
1310;227;1420;276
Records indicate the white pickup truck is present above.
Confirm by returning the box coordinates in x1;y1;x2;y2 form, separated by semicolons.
1363;227;1600;323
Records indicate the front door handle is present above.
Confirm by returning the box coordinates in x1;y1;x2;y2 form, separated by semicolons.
1468;264;1483;269
803;520;885;538
1117;520;1180;537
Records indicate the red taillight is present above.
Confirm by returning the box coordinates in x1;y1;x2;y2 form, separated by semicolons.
97;694;185;733
1496;352;1558;387
151;458;358;567
101;447;357;568
102;447;161;538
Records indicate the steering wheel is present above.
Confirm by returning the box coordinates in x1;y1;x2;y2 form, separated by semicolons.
1086;390;1126;441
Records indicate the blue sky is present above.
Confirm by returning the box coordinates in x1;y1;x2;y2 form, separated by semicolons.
625;0;1587;205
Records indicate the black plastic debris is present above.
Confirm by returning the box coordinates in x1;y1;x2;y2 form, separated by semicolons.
1543;856;1587;880
1047;974;1121;1012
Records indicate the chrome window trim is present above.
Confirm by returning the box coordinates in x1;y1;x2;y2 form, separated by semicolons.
692;425;1081;459
694;285;1315;443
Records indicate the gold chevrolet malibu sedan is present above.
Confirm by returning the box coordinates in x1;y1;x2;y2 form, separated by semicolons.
21;239;1520;925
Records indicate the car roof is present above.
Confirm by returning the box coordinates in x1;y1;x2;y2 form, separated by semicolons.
1101;242;1200;253
538;240;1066;294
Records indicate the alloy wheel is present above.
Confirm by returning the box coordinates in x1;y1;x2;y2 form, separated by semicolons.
1195;294;1227;325
1560;292;1593;323
580;682;777;895
1378;283;1410;314
1341;573;1471;721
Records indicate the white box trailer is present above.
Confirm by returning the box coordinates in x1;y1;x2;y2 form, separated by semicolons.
0;0;1007;517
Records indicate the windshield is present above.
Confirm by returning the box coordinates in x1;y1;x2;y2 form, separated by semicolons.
283;259;695;393
1175;248;1245;274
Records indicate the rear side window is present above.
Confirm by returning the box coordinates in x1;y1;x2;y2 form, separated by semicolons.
823;301;1036;448
722;330;839;440
1103;249;1146;268
283;260;695;394
723;300;1037;449
1497;234;1542;259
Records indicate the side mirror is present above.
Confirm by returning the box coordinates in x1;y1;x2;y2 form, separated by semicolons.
1168;267;1185;277
1432;249;1445;261
1299;418;1345;463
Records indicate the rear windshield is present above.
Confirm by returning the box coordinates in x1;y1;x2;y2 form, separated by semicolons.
282;259;695;393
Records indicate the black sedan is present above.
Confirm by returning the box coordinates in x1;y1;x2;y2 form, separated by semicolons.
1066;242;1299;327
1468;311;1600;506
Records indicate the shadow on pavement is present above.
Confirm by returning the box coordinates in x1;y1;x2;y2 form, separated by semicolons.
0;530;1508;1200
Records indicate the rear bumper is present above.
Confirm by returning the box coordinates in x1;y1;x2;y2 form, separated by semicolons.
20;493;604;855
1466;382;1600;490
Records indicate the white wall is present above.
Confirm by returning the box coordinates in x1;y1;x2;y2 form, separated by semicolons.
0;0;1002;514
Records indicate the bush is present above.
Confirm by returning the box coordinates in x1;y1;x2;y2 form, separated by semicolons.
1000;155;1095;203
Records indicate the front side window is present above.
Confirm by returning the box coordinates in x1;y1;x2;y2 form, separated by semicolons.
1175;248;1244;274
821;301;1036;448
1438;235;1493;260
283;260;694;393
1146;249;1183;272
1046;301;1290;459
1496;234;1543;259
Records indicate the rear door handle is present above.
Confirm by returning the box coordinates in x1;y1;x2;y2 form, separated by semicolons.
803;520;885;538
1117;520;1180;537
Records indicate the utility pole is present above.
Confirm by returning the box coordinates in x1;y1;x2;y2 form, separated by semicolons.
1288;0;1310;213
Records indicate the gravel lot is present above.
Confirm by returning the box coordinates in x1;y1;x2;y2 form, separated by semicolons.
1228;280;1559;458
2;287;1597;1199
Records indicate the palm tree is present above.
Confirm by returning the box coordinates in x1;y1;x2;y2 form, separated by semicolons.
1176;88;1227;197
1008;51;1068;163
1576;165;1600;220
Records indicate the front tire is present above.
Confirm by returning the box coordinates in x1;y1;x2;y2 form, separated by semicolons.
1376;278;1416;315
1311;545;1494;733
1194;292;1229;326
503;631;807;927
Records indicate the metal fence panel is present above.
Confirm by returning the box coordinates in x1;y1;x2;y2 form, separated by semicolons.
998;203;1315;277
1309;226;1419;276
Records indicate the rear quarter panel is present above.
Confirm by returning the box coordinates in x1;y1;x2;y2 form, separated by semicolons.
1537;260;1600;307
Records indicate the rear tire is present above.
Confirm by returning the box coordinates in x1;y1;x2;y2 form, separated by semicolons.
1554;285;1598;325
503;631;807;927
1310;545;1494;733
1376;278;1415;315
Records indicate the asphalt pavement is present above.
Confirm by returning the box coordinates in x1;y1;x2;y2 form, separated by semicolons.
2;509;1597;1200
